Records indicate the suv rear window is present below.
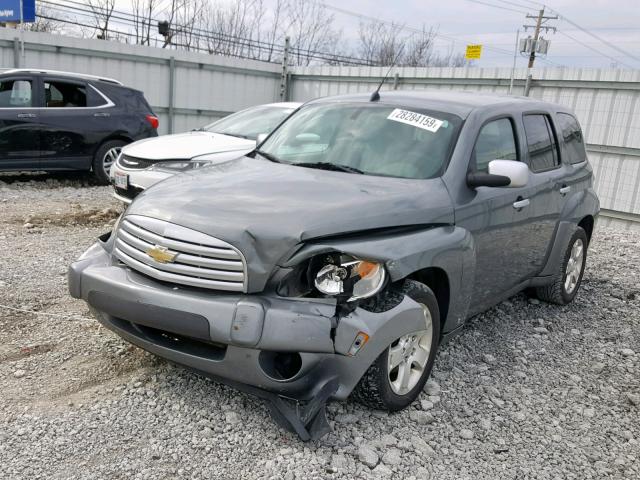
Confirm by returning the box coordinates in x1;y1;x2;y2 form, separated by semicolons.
44;80;87;108
0;79;32;107
557;113;587;164
523;114;560;172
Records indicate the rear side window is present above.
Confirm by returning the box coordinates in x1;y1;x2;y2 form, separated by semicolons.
523;114;560;172
0;79;32;107
44;80;87;108
557;113;587;164
472;118;518;173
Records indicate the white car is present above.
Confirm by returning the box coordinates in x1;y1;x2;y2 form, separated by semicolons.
109;102;301;203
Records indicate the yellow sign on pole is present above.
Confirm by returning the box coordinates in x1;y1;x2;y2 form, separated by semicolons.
465;44;483;60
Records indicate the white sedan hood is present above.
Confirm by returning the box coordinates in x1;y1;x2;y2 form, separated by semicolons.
123;131;255;161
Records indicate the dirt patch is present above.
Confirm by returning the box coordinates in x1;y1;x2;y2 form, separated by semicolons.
0;343;55;363
21;205;122;228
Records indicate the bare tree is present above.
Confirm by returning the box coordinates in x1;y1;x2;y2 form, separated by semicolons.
27;5;67;33
262;0;285;62
86;0;115;40
358;21;405;66
160;0;183;48
358;20;465;67
285;0;343;66
173;0;204;51
403;26;437;67
132;0;160;46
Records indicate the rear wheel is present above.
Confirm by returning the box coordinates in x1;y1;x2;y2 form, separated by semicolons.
352;280;440;411
535;227;588;305
92;140;126;185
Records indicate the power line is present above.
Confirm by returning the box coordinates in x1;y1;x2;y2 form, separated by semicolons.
494;0;640;65
557;31;635;69
552;12;640;64
46;0;374;66
460;0;528;15
319;1;523;59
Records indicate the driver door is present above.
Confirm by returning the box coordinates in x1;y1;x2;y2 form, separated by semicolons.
454;117;533;314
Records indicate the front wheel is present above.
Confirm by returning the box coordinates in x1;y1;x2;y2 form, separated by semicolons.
352;280;441;411
92;140;126;185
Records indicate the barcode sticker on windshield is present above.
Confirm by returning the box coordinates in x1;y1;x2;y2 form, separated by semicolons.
387;109;444;133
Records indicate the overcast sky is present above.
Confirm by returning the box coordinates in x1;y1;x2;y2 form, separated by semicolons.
111;0;640;69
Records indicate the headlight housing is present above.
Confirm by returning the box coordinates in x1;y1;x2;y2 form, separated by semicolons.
314;255;386;301
148;160;211;172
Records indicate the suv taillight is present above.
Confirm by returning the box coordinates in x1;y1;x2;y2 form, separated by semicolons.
145;114;159;130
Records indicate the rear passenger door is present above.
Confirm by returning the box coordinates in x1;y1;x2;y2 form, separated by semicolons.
554;112;591;209
518;113;564;274
0;76;41;169
37;78;110;170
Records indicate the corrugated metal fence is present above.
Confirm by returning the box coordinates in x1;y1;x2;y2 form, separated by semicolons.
1;29;639;229
0;29;281;134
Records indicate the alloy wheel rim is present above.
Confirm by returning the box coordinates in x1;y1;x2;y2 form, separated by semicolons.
387;303;433;395
102;147;121;176
564;238;584;294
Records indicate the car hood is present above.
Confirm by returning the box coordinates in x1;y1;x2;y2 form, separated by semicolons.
125;157;454;292
123;131;255;161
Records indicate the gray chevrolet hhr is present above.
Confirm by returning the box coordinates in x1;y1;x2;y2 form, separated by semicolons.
69;91;599;439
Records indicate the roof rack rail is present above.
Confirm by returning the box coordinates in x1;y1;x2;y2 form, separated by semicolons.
1;69;123;86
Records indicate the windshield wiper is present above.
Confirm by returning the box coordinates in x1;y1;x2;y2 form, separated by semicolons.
292;162;364;174
256;150;282;163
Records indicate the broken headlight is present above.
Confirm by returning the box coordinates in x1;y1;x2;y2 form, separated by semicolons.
314;255;386;301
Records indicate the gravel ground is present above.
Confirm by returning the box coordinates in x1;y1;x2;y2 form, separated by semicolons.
0;174;638;480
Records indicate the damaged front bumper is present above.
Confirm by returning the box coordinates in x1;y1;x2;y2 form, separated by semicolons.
68;240;428;439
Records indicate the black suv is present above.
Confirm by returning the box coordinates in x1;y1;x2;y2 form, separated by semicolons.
0;69;158;183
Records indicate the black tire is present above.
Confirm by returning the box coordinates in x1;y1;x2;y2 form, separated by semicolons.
535;227;588;305
352;280;441;411
92;139;126;185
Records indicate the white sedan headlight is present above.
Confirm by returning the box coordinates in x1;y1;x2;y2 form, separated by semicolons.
148;160;211;172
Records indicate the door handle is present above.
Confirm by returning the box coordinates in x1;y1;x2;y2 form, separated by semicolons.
17;113;37;118
513;198;530;210
559;185;571;195
93;112;110;117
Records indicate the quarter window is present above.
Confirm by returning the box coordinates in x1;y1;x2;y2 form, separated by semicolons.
0;79;32;107
523;114;560;172
472;118;518;173
557;113;587;164
44;81;87;108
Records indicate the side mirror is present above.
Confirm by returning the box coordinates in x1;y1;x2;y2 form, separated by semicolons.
467;159;528;188
256;133;268;144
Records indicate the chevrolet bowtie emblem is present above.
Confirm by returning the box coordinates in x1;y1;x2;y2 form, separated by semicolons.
146;245;177;264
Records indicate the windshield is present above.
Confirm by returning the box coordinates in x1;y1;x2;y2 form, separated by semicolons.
204;105;295;140
258;103;462;179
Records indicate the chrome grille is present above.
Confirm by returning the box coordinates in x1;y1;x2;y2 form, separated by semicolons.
114;215;246;292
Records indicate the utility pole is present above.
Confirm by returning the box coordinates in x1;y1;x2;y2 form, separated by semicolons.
522;7;557;95
508;29;520;95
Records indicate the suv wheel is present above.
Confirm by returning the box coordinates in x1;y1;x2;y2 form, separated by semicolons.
535;227;588;305
93;140;126;184
352;280;440;411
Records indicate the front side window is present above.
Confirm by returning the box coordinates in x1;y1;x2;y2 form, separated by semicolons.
44;81;87;108
472;118;518;173
523;114;560;172
557;113;587;164
204;105;296;140
0;79;32;107
257;103;462;179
